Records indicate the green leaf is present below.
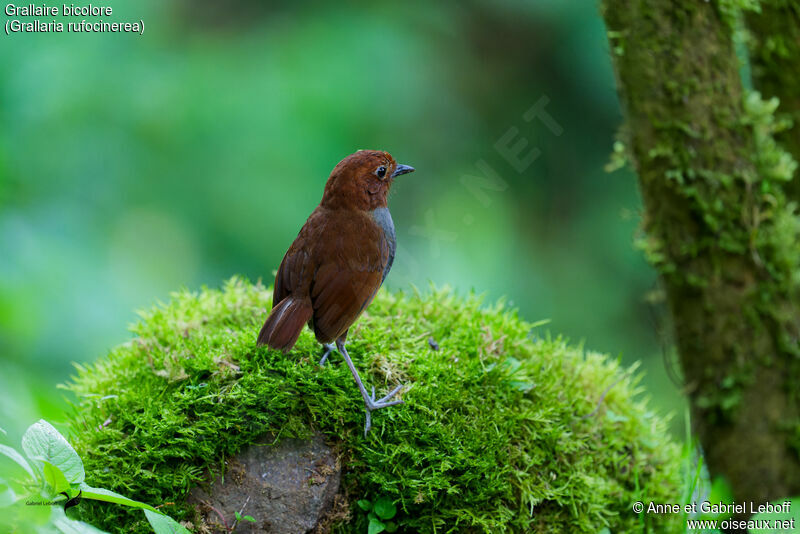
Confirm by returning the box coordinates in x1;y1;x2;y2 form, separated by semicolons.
749;496;799;534
510;380;534;392
367;518;386;534
502;356;522;374
79;483;158;512
143;509;191;534
50;507;109;534
605;410;628;423
357;499;372;511
242;515;255;522
708;477;734;509
42;460;72;495
22;420;85;484
0;485;16;507
373;496;396;520
235;510;242;520
384;521;397;533
0;443;36;479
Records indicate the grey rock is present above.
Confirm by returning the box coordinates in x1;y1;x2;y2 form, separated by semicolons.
188;432;344;533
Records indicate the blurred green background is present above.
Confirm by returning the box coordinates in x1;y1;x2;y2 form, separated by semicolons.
0;0;684;443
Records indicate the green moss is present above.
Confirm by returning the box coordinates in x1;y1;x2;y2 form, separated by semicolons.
65;277;682;533
746;0;800;200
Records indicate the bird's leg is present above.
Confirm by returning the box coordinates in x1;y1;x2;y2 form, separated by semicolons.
319;343;336;366
335;339;403;435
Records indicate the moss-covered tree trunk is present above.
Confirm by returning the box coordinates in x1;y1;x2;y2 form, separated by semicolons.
600;0;800;511
746;0;800;197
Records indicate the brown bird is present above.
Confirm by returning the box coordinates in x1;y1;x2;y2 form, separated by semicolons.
257;150;415;434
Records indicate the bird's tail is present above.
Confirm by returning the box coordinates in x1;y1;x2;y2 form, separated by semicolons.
257;296;313;351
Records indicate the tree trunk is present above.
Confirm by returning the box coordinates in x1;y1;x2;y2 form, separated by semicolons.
747;0;800;198
600;0;800;512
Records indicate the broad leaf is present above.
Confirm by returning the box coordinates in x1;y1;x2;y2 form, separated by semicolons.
50;507;108;534
143;509;191;534
749;496;799;534
0;443;36;479
21;421;85;484
373;496;397;520
42;460;71;495
79;484;157;512
0;485;16;507
367;518;386;534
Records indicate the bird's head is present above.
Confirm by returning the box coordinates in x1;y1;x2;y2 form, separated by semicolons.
321;150;415;210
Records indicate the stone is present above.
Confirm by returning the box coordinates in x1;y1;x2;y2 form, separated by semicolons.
187;432;343;533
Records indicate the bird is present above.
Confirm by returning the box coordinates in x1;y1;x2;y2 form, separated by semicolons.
257;150;415;434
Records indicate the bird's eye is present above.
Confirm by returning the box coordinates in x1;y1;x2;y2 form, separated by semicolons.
375;166;387;179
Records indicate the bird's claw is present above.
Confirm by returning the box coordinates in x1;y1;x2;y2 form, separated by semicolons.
376;384;404;405
362;383;404;436
364;384;404;411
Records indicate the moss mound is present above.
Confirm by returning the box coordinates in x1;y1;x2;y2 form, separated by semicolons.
66;277;683;533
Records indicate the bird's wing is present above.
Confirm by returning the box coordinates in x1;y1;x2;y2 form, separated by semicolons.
259;212;327;350
309;211;390;342
272;244;306;309
272;212;322;308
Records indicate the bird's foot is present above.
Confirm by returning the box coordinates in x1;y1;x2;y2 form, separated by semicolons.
319;343;336;366
363;385;404;435
332;339;404;435
368;384;404;408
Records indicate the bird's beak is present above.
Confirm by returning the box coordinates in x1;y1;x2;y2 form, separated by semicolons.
391;164;415;178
